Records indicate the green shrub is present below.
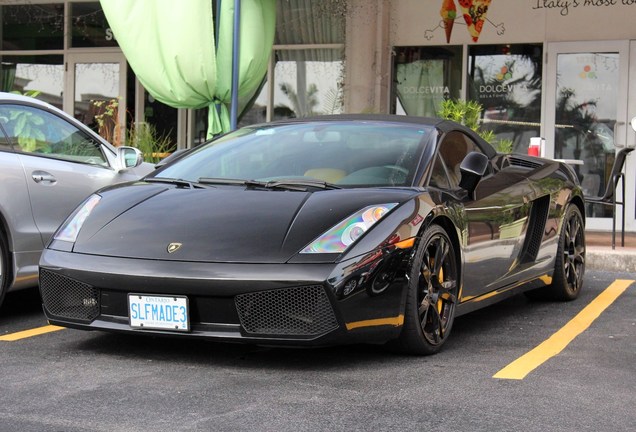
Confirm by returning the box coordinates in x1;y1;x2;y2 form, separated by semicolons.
437;99;511;153
127;122;173;163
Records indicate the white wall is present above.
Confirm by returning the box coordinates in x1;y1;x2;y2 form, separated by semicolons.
392;0;636;46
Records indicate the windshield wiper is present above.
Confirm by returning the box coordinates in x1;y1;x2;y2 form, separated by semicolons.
197;177;258;186
198;177;341;191
265;179;341;190
145;177;206;189
198;177;305;191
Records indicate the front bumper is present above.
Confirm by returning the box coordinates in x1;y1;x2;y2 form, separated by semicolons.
39;247;412;346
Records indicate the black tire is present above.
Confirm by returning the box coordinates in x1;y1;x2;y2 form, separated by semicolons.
392;224;459;355
549;204;586;301
0;231;9;310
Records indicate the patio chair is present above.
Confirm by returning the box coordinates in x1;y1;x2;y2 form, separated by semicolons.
585;147;634;249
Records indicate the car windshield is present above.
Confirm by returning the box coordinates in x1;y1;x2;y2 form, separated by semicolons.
155;121;434;188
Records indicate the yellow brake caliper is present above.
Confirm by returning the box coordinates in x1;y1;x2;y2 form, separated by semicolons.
437;267;444;314
429;257;445;315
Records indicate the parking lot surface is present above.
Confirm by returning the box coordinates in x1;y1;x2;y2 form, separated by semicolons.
1;271;634;432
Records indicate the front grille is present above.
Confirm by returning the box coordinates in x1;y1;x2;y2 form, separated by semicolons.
40;269;99;322
235;285;338;337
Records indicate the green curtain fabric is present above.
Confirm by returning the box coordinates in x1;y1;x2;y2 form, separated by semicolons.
100;0;275;137
395;60;444;117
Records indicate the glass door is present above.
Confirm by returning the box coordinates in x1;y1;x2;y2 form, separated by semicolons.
64;52;127;145
545;41;630;231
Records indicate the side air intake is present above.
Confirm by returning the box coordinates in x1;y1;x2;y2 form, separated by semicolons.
520;195;551;264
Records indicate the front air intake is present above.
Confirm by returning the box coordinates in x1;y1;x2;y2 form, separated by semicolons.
40;269;99;322
235;285;338;338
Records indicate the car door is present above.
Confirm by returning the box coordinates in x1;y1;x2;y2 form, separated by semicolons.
0;103;138;246
432;131;530;300
0;121;43;256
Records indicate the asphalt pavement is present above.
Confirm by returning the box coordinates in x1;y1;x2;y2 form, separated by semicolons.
1;270;634;432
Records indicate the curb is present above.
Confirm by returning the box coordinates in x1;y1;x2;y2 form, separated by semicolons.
587;247;636;273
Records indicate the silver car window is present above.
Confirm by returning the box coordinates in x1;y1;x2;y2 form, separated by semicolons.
0;104;108;167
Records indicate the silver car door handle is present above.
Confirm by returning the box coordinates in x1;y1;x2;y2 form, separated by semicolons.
32;171;57;184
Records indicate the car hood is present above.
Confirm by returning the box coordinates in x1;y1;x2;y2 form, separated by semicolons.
72;183;417;263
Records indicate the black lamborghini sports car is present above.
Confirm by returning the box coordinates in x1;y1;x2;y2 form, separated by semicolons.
39;115;586;355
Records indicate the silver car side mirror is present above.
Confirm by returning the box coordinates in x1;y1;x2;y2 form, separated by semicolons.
116;146;144;171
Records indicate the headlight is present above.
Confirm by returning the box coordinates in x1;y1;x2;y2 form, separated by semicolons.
301;203;398;254
53;194;101;243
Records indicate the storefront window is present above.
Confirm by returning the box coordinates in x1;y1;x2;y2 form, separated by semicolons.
71;2;119;48
192;108;208;146
273;50;344;119
143;91;178;150
468;44;543;153
73;62;120;133
0;55;64;108
181;54;344;130
0;4;64;50
189;0;345;143
276;0;345;45
554;52;619;217
272;0;345;120
392;46;462;117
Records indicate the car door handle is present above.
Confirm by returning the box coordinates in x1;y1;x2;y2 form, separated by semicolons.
32;171;57;184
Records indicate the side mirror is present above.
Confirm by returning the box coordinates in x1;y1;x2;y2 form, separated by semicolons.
459;151;489;195
116;146;144;171
631;116;636;132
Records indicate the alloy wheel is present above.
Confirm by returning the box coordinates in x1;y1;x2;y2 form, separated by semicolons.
563;209;585;294
417;232;458;346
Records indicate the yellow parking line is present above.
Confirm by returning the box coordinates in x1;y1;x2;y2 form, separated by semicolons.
494;279;634;380
0;325;65;341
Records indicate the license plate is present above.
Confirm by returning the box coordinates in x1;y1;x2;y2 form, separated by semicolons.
128;294;190;332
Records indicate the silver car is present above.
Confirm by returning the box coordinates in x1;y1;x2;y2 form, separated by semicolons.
0;92;154;309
